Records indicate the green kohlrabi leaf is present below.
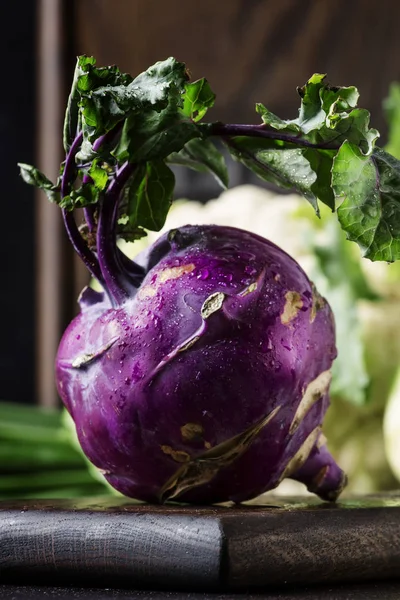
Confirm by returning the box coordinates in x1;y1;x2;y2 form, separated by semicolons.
18;162;99;212
120;161;175;234
225;137;330;213
60;182;100;211
224;74;380;215
63;57;99;152
333;143;400;262
18;164;60;203
294;74;379;153
258;80;378;154
256;103;301;132
113;98;201;163
167;138;228;188
181;79;215;122
295;73;328;132
88;160;109;191
296;74;359;132
317;108;379;155
302;147;336;210
77;57;188;141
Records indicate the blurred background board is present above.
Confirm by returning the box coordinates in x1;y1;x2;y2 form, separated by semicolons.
75;0;400;131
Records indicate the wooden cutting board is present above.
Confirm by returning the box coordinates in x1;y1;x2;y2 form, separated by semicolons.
1;494;400;591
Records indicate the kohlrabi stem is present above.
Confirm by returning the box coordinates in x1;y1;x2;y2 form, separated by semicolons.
62;210;104;283
82;169;95;234
61;131;83;197
96;161;137;306
206;123;340;150
82;205;96;233
61;132;104;284
82;124;125;233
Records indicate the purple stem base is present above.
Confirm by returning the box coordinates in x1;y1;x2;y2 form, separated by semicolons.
96;161;136;306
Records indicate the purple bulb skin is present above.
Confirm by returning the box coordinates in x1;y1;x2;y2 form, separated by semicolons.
56;225;346;504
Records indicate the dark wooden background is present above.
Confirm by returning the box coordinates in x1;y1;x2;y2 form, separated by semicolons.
75;0;400;132
4;0;400;406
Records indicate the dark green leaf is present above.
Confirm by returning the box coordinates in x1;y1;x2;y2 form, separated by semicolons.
320;84;360;115
182;79;215;122
76;56;133;94
294;75;378;153
60;182;100;211
167;138;228;188
225;137;322;213
295;74;359;132
63;57;97;152
315;108;378;155
225;74;380;215
303;147;336;210
125;57;187;108
116;221;148;243
18;163;60;203
121;161;175;233
113;101;201;163
256;103;300;132
255;75;378;154
63;60;80;153
333;143;400;261
78;57;188;140
296;73;327;132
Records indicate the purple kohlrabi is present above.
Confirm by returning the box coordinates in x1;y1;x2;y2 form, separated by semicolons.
56;224;346;504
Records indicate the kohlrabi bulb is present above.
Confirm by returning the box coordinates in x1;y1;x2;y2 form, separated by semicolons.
56;225;346;504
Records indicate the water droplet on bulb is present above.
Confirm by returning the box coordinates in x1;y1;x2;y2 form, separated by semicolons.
197;268;210;280
244;265;257;276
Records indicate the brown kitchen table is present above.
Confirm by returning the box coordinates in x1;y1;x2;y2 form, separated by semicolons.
1;495;400;596
1;584;400;599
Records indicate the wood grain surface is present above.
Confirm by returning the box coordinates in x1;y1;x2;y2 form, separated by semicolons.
2;582;400;600
75;0;400;133
1;495;400;591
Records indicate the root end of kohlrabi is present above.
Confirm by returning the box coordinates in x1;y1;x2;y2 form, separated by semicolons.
291;440;348;502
